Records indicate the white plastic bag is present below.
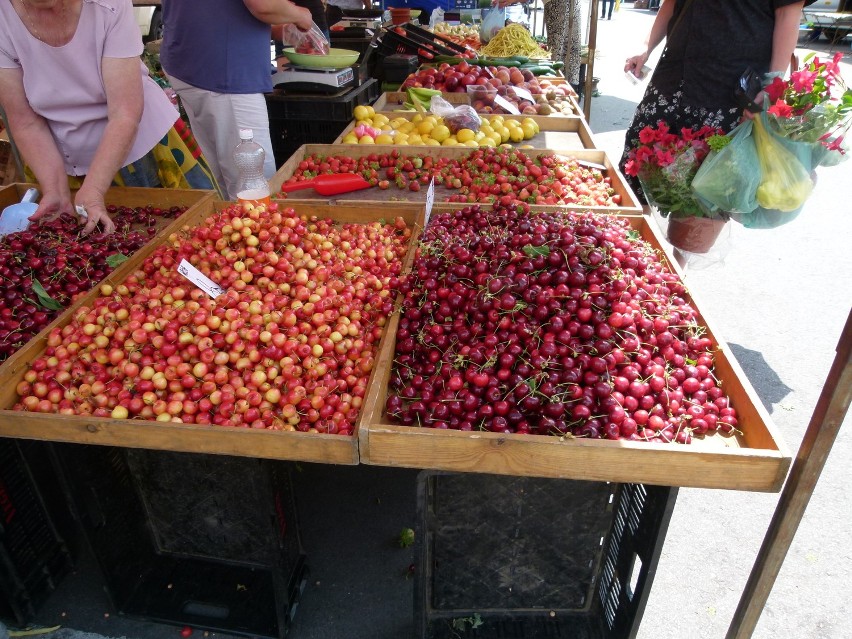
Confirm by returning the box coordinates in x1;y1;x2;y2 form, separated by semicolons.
430;96;482;133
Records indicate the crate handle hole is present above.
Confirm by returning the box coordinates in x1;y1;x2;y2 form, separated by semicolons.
627;553;642;600
182;601;230;620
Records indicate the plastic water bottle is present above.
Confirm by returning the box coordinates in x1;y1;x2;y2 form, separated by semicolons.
233;129;271;206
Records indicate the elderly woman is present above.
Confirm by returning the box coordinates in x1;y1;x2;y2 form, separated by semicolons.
0;0;216;235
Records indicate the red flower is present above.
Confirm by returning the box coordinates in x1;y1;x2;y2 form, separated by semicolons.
764;77;788;104
768;100;794;119
791;68;819;94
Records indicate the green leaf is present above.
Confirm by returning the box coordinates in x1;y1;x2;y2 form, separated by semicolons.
32;279;64;311
398;528;415;548
626;229;641;241
106;253;129;268
523;244;550;257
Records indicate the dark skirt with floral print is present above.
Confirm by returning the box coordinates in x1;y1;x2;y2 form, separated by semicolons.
620;81;741;202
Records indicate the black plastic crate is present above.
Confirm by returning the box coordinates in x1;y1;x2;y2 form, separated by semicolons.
0;439;73;626
416;473;677;639
52;444;306;639
266;78;379;166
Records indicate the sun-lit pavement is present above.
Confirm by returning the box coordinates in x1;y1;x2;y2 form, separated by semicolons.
589;6;851;639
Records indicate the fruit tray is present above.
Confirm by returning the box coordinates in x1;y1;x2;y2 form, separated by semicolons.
332;113;595;151
269;144;641;215
0;199;425;465
358;211;791;492
373;90;581;117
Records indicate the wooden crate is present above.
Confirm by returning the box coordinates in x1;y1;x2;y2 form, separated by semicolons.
332;113;595;150
373;90;581;117
358;213;792;492
0;184;214;216
270;144;641;215
0;199;424;466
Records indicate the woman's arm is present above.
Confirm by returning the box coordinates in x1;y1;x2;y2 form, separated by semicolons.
245;0;313;30
72;55;145;235
770;2;805;73
0;67;73;220
624;0;675;76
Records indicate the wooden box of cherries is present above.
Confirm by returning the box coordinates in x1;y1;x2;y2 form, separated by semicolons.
0;195;424;467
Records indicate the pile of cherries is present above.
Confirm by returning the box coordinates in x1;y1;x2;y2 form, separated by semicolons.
0;205;185;361
386;204;738;444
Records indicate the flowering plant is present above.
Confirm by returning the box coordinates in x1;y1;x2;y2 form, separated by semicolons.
624;122;726;218
764;52;852;154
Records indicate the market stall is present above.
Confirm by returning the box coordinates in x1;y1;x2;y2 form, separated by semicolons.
1;7;849;639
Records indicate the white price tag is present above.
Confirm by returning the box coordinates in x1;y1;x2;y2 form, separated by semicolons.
424;177;435;228
493;94;521;115
177;259;225;299
511;86;535;103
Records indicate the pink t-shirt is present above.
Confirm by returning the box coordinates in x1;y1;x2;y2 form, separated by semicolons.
0;0;177;176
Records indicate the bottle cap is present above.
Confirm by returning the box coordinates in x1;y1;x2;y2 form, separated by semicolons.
239;129;254;141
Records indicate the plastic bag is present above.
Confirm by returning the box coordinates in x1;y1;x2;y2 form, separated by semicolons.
430;95;481;133
279;22;329;55
752;114;813;213
429;8;444;29
480;8;506;44
691;120;760;216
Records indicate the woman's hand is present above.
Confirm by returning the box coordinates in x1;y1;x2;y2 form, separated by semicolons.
624;51;650;77
28;191;74;224
74;184;115;235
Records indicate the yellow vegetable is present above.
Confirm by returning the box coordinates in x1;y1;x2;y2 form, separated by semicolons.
753;116;813;212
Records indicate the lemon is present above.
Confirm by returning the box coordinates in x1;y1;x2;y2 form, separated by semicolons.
441;138;458;146
521;123;537;140
358;135;375;145
372;114;389;127
490;115;504;126
509;127;525;143
399;122;415;134
381;124;393;132
498;127;511;143
487;132;503;146
375;133;395;145
522;117;540;134
408;134;424;145
417;120;435;135
474;131;485;141
342;133;359;144
464;140;478;148
479;136;497;147
412;113;424;124
394;132;409;143
431;124;451;143
456;128;476;143
353;105;370;120
425;138;442;146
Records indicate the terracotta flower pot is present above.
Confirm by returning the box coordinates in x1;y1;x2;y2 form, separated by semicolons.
666;216;727;254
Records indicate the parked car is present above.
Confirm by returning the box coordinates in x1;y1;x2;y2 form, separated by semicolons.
133;0;163;43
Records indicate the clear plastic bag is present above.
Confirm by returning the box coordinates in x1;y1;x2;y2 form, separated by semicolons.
280;22;330;55
480;8;506;44
691;120;760;216
430;95;482;133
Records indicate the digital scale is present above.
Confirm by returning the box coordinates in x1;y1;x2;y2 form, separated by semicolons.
331;17;383;31
271;64;356;94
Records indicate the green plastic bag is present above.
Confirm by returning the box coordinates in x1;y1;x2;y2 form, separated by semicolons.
691;120;760;216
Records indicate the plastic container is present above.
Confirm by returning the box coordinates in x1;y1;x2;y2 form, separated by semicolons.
233;129;271;206
415;472;677;638
0;440;73;626
52;444;307;639
266;79;380;165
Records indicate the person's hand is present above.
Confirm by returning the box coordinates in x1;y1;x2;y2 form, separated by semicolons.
624;51;650;78
74;185;115;236
28;191;73;224
293;7;313;31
